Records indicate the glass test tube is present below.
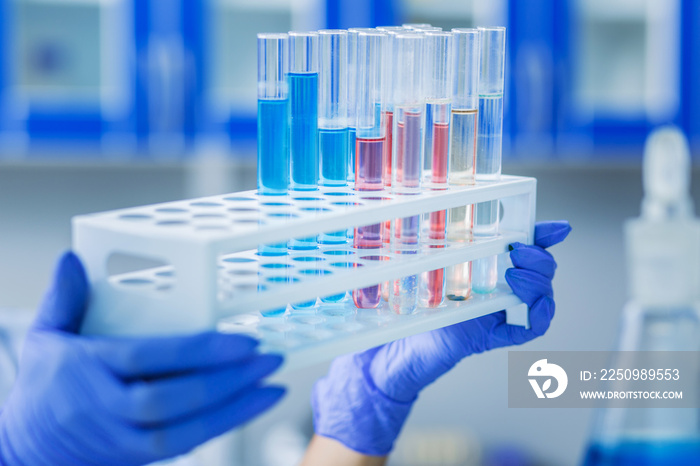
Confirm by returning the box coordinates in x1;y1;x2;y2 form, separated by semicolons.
347;28;376;185
352;30;387;309
445;28;480;301
318;30;349;304
419;31;453;309
472;27;505;294
288;32;319;309
347;29;359;184
376;27;403;301
257;33;290;316
402;23;432;30
288;32;319;256
390;33;425;315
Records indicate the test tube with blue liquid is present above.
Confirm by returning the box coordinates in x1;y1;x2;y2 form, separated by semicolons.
352;30;387;309
318;29;349;304
389;32;425;315
347;29;359;184
472;27;505;294
257;33;290;316
288;31;319;258
419;31;453;308
446;28;480;301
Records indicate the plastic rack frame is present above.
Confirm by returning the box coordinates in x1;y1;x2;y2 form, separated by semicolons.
73;175;536;371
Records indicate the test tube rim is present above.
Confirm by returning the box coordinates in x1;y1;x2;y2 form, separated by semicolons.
288;31;320;37
451;27;479;35
257;32;288;40
423;30;453;38
318;29;348;36
477;26;506;32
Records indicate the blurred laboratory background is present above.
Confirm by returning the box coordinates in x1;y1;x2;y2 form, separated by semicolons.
1;0;700;465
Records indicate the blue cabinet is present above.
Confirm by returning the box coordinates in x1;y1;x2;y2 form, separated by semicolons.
0;0;138;153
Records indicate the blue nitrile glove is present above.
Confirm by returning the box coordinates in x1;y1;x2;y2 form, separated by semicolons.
312;221;571;456
0;252;285;466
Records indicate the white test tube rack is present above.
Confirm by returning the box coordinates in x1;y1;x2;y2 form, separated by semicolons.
73;175;536;372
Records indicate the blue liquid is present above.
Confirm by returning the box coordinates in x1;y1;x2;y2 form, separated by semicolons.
257;247;288;316
320;127;349;186
348;127;356;183
257;99;290;195
319;127;348;246
584;440;700;465
289;72;319;191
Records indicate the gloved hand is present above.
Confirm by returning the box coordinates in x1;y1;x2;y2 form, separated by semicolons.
0;252;285;466
312;221;571;456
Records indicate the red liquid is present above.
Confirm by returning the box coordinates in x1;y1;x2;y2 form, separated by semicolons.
383;112;393;187
354;137;384;308
432;123;449;186
426;209;446;307
425;123;449;307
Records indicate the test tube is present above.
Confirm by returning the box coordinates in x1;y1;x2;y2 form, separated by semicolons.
288;32;319;256
347;29;359;183
347;28;377;185
419;31;453;309
472;27;505;294
318;30;349;303
445;28;480;301
352;30;387;309
319;30;349;188
257;33;289;316
402;23;432;30
389;33;425;314
376;27;403;301
257;33;289;196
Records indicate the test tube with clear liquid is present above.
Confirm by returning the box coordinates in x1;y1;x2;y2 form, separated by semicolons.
318;30;349;303
419;31;453;308
445;28;480;301
472;27;505;294
376;26;403;301
389;33;425;314
257;33;290;316
288;31;319;309
352;30;387;309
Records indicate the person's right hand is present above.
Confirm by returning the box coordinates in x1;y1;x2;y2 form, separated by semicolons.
0;252;285;466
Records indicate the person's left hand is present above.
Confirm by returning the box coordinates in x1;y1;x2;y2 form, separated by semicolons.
0;252;286;466
312;221;571;456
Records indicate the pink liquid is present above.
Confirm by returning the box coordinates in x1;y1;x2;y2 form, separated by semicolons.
426;123;449;307
382;112;393;246
354;137;384;308
426;209;446;307
432;123;449;186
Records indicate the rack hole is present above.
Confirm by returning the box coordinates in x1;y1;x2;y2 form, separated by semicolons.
261;263;292;269
191;201;223;207
292;256;325;262
330;262;362;268
119;213;152;221
299;268;332;275
323;250;354;256
223;257;256;263
155;207;188;214
157;220;189;227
